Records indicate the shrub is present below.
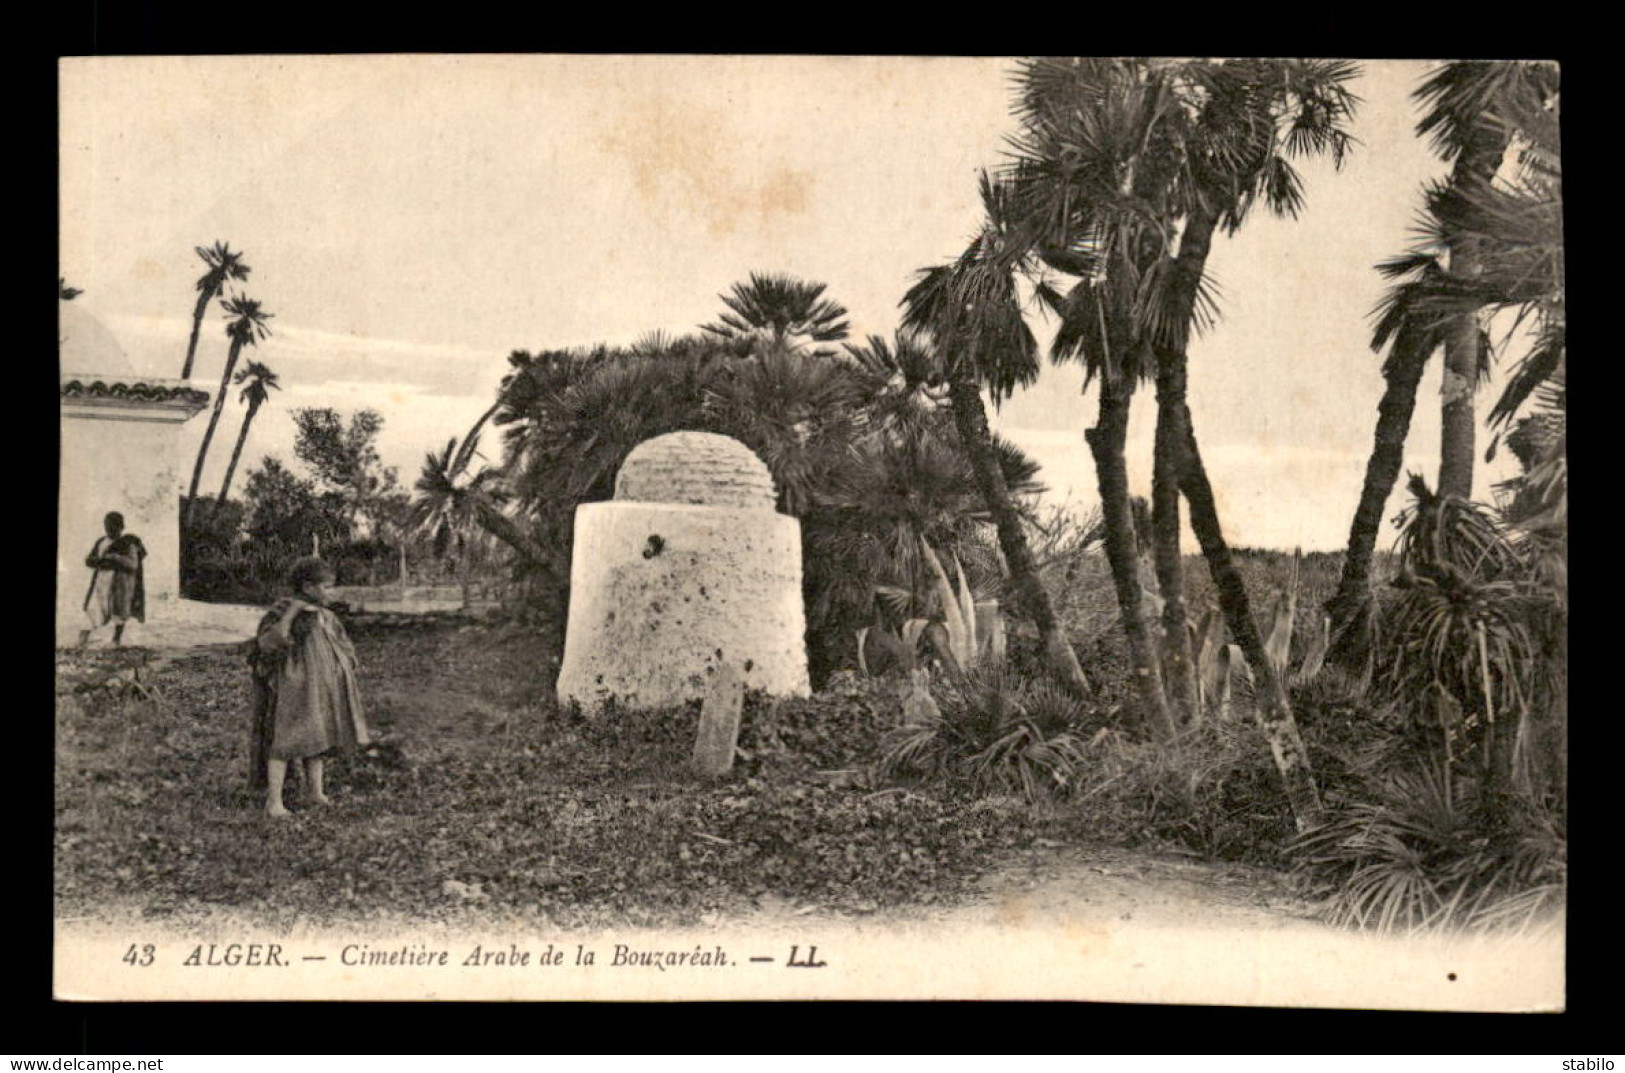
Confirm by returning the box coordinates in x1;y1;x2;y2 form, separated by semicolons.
1054;719;1296;864
876;663;1094;800
1369;478;1568;824
1290;759;1565;934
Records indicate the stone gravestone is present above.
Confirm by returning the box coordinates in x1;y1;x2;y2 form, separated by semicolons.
692;661;745;776
900;668;941;725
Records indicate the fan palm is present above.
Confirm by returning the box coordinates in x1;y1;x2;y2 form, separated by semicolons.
976;57;1355;825
702;341;873;517
700;272;851;356
420;382;562;559
1149;59;1359;731
180;242;251;380
1331;61;1560;652
1000;56;1269;739
506;340;726;515
185;295;272;529
995;58;1205;739
902;171;1094;701
805;410;1034;676
412;429;520;608
213;360;281;512
842;330;951;443
1498;374;1565;571
823;414;1034;607
1414;62;1561;498
1023;58;1357;727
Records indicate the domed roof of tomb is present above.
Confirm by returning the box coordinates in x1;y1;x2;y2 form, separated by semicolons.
59;303;139;378
614;430;778;510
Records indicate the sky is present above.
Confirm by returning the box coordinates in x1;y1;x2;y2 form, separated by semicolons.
58;55;1526;550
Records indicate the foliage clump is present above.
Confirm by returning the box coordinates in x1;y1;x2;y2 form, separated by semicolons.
184;407;412;604
1290;760;1565;933
877;663;1095;801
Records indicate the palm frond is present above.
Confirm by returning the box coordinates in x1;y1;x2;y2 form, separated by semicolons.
701;271;851;352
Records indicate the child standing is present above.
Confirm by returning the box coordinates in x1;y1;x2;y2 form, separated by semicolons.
79;511;146;648
248;557;370;817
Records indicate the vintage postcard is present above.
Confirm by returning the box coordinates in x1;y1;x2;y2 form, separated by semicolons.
56;54;1566;1007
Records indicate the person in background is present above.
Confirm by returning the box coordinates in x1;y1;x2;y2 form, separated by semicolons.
248;556;371;817
79;511;145;648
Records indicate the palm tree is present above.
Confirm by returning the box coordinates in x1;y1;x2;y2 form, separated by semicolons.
214;360;281;512
1416;63;1560;499
59;278;83;301
413;388;564;599
1499;374;1566;548
185;295;272;529
1141;60;1359;732
987;57;1346;824
842;330;951;443
804;400;1038;675
901;176;1093;700
704;339;875;517
1326;287;1443;665
180;242;251;380
412;433;508;610
997;59;1195;739
1330;62;1561;655
700;272;851;356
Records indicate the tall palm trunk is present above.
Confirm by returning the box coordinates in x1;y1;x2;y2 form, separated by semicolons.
1086;370;1176;740
1152;363;1200;724
472;501;551;573
214;397;261;513
1149;206;1220;725
1149;203;1318;820
1156;199;1322;819
186;337;244;529
947;377;1091;697
1327;321;1433;662
180;288;213;381
1174;417;1323;830
1437;125;1513;499
459;537;474;611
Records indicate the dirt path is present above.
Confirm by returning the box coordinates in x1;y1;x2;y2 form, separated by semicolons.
720;840;1564;1010
947;841;1320;930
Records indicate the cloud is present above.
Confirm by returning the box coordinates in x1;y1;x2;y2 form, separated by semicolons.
105;313;508;400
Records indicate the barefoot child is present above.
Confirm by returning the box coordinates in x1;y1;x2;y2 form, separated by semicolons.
248;557;370;816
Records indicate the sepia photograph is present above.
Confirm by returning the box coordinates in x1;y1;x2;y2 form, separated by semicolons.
55;54;1566;1008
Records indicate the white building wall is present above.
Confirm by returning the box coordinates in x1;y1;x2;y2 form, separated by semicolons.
57;407;191;630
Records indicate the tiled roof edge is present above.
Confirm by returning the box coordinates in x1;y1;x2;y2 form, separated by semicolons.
60;377;211;405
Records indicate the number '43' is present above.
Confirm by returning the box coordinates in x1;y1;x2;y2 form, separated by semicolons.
122;944;155;967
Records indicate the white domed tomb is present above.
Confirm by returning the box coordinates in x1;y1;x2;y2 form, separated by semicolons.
555;431;810;710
